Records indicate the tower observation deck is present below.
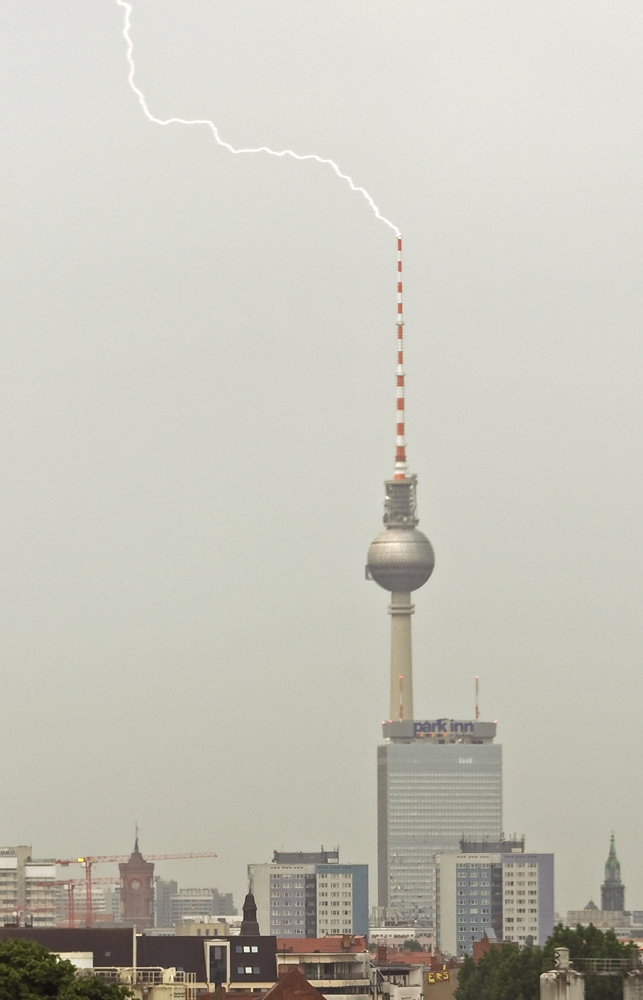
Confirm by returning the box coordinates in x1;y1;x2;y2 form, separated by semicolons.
365;237;435;721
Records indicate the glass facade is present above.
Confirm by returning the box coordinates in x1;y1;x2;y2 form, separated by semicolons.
378;742;502;925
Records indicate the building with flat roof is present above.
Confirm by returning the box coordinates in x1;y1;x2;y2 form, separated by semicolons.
0;847;56;928
0;926;278;992
249;854;368;938
276;936;371;1000
378;721;502;927
436;850;554;957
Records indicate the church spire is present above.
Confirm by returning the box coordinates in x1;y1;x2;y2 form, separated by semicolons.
601;832;624;911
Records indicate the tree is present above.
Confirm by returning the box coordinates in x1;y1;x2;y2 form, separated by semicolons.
454;924;637;1000
0;939;132;1000
455;941;543;1000
403;940;423;952
543;924;637;1000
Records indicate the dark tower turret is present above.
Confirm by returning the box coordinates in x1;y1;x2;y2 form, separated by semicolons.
601;833;625;912
240;892;260;935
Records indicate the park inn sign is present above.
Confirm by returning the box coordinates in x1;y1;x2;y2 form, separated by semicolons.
382;719;497;741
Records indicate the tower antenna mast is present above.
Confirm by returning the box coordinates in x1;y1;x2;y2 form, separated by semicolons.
395;236;407;480
366;236;435;722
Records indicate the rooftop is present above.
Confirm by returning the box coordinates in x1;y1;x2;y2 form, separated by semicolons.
277;937;368;954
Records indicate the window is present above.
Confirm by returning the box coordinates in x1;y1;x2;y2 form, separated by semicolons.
245;967;253;974
252;947;258;953
236;947;242;954
254;968;260;974
237;968;244;974
243;946;251;953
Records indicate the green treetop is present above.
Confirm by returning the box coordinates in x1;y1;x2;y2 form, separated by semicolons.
455;923;637;1000
0;939;132;1000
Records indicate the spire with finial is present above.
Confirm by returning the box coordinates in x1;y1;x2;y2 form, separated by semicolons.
134;821;140;854
601;832;625;912
240;890;260;936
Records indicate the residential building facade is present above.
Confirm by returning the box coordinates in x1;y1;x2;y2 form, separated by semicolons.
436;850;554;957
0;847;56;927
249;853;368;937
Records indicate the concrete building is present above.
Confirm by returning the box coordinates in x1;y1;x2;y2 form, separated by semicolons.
564;900;641;937
154;879;178;929
276;936;371;1000
0;926;278;993
174;919;229;937
374;960;424;1000
0;847;56;928
249;852;368;938
436;850;554;957
377;720;502;926
601;834;625;913
170;888;235;927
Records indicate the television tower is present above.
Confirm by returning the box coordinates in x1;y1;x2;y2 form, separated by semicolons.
366;237;435;722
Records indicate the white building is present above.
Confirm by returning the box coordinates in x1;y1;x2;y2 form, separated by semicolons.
275;937;371;1000
249;852;368;937
436;850;554;958
0;847;56;927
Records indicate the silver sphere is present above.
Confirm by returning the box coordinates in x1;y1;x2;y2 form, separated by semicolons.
367;527;435;592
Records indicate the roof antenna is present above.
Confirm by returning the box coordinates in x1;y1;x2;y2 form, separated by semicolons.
475;676;480;720
134;821;139;853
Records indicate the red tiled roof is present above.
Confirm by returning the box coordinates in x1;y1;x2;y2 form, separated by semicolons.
261;967;325;1000
277;936;368;954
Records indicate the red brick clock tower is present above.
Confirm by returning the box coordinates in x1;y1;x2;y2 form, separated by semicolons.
119;836;155;928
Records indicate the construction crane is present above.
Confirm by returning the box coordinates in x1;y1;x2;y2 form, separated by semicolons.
56;852;217;927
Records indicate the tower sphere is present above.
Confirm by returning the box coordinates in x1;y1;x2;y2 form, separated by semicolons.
367;527;435;592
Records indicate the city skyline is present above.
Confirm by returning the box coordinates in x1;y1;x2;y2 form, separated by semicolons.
2;0;643;918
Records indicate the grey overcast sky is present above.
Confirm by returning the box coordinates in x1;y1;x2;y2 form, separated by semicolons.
2;0;643;918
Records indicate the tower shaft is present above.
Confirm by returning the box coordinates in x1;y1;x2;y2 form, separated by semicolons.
389;592;414;720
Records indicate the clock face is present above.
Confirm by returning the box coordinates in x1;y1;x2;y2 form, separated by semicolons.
130;879;141;891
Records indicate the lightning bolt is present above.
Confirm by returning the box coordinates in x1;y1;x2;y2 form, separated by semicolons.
115;0;400;237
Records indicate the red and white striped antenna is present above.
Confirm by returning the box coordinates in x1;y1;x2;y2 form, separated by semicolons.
394;235;407;480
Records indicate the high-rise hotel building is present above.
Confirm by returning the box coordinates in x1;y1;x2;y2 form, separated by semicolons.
377;720;502;927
